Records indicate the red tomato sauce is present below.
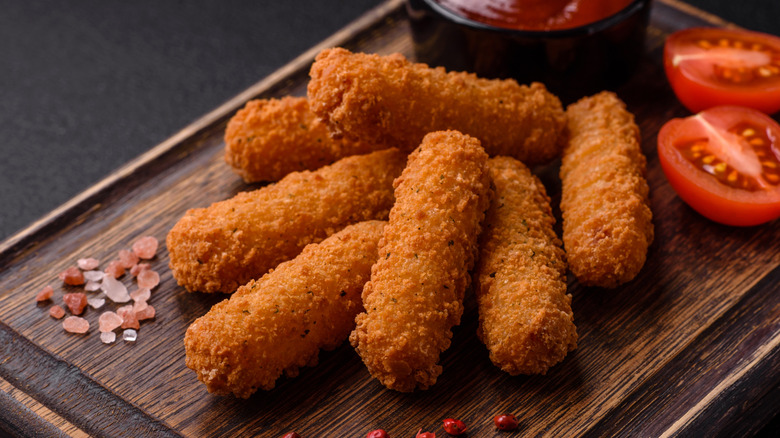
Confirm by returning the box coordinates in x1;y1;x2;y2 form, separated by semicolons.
435;0;634;31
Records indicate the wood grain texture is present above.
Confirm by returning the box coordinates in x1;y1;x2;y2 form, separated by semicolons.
0;0;778;436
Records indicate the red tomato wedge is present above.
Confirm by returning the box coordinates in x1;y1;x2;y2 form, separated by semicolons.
657;106;780;226
664;27;780;114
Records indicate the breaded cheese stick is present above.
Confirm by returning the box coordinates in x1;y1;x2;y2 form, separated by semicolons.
167;148;406;293
185;220;386;398
350;130;491;392
224;96;378;182
307;48;567;166
560;91;654;288
474;157;577;375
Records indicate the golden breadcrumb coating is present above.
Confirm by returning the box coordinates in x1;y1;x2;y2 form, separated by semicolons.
185;221;386;398
307;47;566;166
224;97;378;182
167;148;405;293
560;91;654;288
350;130;492;392
474;157;577;375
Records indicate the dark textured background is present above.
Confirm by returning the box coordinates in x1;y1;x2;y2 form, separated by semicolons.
0;0;777;435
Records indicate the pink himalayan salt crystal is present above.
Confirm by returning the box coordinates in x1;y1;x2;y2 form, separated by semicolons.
117;305;140;330
137;269;160;289
49;305;66;319
87;297;105;309
58;267;85;286
118;249;139;269
85;280;102;292
132;236;158;259
101;275;130;303
133;299;148;313
77;258;100;271
63;316;89;334
130;288;151;303
129;263;151;277
98;311;123;333
104;260;125;279
100;331;116;344
63;293;88;315
83;270;104;282
36;285;54;302
136;305;155;321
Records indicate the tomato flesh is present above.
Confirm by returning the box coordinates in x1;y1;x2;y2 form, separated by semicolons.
664;27;780;114
657;106;780;226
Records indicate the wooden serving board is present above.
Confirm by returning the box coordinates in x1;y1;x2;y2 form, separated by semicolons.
1;0;778;436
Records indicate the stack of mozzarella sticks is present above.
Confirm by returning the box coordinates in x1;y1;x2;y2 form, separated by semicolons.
170;48;653;398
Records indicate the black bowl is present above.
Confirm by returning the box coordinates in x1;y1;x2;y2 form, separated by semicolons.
406;0;653;102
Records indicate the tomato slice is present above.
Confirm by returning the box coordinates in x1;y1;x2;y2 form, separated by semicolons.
664;27;780;114
657;106;780;226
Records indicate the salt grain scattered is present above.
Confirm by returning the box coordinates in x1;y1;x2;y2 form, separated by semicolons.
58;267;85;286
101;275;130;303
83;270;104;282
137;269;160;289
129;263;151;277
118;249;139;269
133;299;148;313
104;260;125;279
132;236;158;259
130;288;151;303
123;329;137;342
117;305;140;329
87;297;106;309
100;331;116;344
136;305;155;321
77;258;100;271
85;280;102;292
63;316;89;334
36;285;54;302
99;311;123;332
49;305;66;319
63;293;88;315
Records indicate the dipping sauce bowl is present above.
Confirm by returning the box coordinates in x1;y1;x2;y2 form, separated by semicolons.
406;0;653;102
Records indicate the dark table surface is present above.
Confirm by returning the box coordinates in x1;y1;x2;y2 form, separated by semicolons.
0;0;778;435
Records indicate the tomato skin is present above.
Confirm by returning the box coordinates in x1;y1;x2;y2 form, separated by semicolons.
657;107;780;226
664;27;780;114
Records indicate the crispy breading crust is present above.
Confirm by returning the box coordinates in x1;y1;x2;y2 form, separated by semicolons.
560;92;654;288
307;48;567;166
224;97;378;182
184;221;386;398
474;157;577;375
350;131;492;392
167;148;406;293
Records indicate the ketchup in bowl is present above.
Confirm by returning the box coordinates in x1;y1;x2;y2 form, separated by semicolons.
434;0;634;31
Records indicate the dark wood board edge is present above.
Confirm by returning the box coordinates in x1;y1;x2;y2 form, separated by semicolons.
582;265;780;437
0;321;181;438
0;390;70;438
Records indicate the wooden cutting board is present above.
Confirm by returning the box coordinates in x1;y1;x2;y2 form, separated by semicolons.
1;0;778;436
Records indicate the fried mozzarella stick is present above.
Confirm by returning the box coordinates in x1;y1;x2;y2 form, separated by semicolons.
560;92;654;288
350;130;491;392
168;148;406;293
308;48;567;166
185;221;386;398
225;96;377;182
475;157;577;375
